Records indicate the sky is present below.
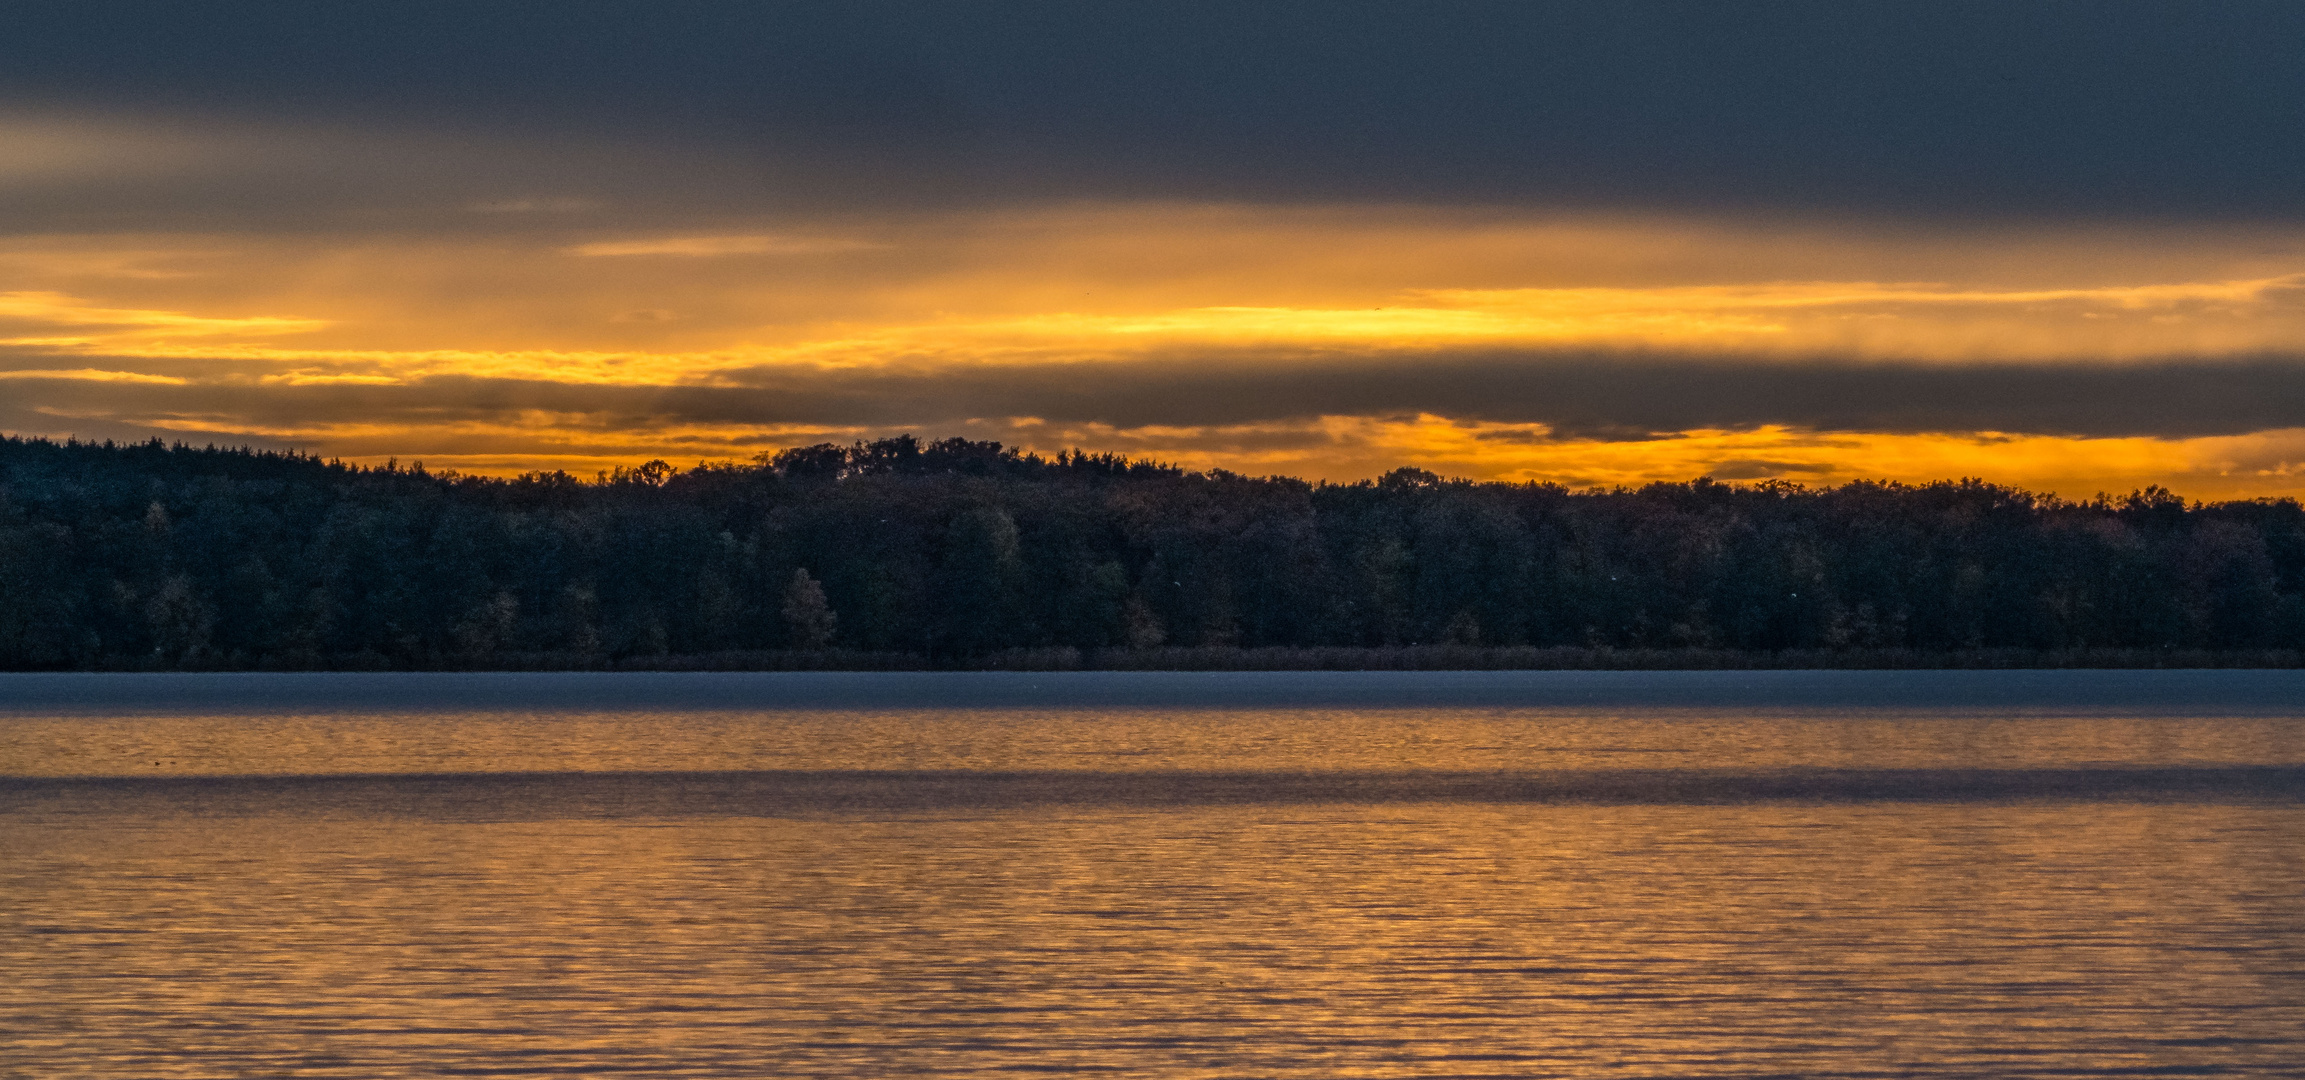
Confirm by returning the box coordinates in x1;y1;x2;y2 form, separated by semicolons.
6;2;2305;496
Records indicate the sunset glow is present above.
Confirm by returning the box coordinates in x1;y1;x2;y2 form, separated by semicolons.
3;200;2302;496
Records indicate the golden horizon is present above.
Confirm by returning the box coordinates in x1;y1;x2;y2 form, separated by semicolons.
6;204;2305;499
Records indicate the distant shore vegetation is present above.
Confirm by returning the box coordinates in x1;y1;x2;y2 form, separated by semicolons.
5;434;2305;672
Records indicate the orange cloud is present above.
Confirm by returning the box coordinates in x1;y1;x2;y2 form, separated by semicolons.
6;204;2305;494
0;290;326;340
0;367;188;384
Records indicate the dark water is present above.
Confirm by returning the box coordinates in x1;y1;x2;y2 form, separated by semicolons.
4;672;2302;1078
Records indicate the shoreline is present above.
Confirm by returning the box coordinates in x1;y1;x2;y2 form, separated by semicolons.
10;644;2305;674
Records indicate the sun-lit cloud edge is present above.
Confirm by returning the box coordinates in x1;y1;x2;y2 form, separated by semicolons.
565;235;889;257
0;290;327;336
1423;275;2305;312
11;268;2305;381
0;367;187;384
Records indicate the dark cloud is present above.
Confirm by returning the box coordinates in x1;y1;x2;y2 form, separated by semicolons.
16;348;2305;443
6;2;2304;219
708;350;2305;440
1708;459;1839;481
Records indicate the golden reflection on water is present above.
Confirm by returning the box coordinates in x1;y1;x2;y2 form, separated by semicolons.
6;799;2302;1078
6;707;2305;778
4;697;2303;1077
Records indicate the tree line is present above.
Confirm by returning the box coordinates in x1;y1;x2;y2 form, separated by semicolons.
3;433;2303;670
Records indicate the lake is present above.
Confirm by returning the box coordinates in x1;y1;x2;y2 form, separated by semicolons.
4;671;2302;1078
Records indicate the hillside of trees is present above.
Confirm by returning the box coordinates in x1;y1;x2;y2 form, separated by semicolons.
4;433;2305;670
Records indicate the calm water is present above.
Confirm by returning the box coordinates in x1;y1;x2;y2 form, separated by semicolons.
4;671;2302;1078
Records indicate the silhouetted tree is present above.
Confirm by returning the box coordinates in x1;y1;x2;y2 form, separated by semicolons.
781;568;837;648
937;505;1025;654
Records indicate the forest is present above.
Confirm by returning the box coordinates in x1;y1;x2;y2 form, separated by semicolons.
4;433;2305;670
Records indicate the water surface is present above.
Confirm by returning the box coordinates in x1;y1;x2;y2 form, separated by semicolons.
4;671;2301;1077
